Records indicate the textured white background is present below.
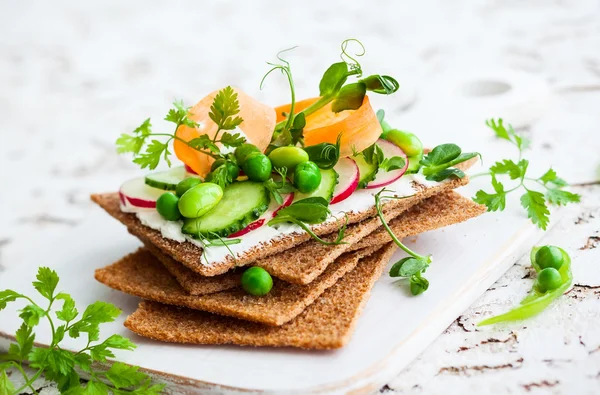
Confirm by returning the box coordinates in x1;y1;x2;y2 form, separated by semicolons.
1;0;599;393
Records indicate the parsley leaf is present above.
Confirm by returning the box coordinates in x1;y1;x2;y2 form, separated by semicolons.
521;189;551;230
132;139;171;170
219;132;246;148
0;268;163;393
475;119;580;230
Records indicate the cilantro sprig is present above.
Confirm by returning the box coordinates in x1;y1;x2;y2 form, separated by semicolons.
473;119;580;230
116;87;246;170
267;197;348;246
0;268;164;394
374;189;432;295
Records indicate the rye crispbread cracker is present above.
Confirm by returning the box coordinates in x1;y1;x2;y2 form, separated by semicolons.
95;246;379;326
91;170;472;278
124;244;396;349
349;190;486;251
253;190;484;284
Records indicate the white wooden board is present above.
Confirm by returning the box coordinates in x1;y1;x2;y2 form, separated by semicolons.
0;186;556;394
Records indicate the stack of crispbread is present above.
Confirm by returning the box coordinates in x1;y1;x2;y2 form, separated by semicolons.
91;161;485;350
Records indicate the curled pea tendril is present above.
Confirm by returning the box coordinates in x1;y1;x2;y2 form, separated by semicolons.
340;38;366;76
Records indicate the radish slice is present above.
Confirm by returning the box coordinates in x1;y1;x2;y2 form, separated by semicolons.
119;177;165;209
273;193;294;217
366;139;409;189
227;219;266;238
331;158;359;204
227;193;294;238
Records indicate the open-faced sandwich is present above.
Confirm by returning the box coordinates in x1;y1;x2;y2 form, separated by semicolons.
92;40;486;349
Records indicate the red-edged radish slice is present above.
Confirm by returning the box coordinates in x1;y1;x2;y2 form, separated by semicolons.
273;193;294;217
119;177;165;208
228;193;294;238
366;139;409;189
227;218;266;238
331;158;359;204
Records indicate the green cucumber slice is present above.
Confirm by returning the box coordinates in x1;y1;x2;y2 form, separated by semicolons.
182;181;270;239
294;168;339;202
354;155;378;189
145;166;197;191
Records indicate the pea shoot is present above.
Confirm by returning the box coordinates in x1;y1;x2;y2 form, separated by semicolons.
374;189;432;295
473;119;580;230
0;268;164;394
267;197;348;246
479;245;573;326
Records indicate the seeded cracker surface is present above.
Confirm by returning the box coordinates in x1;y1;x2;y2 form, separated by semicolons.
124;244;397;349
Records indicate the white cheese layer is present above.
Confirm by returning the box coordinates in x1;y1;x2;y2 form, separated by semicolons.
122;174;438;266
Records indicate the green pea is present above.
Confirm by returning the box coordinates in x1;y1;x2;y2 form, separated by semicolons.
178;182;223;218
209;160;240;181
536;267;563;293
268;146;309;171
294;161;322;193
385;129;423;157
241;152;272;182
535;246;564;270
175;177;202;197
156;192;182;221
241;267;273;296
234;143;261;165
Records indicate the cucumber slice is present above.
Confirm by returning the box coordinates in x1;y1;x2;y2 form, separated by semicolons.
182;181;270;239
145;166;197;191
294;168;339;202
354;155;378;189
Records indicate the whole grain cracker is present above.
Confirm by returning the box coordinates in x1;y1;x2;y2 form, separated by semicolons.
124;244;397;349
95;246;379;326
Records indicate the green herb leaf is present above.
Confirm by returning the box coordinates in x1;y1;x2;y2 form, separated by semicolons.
165;100;196;127
0;370;16;395
0;289;21;310
425;167;465;182
33;267;59;300
486;118;530;151
219;132;246;148
13;323;35;360
209;86;243;131
520;189;550;230
380;156;406;172
359;75;399;94
273;198;330;224
69;302;121;341
55;292;78;322
490;159;528;180
319;62;350;97
132;140;171;170
105;362;148;390
304;134;342;170
389;257;428;277
331;82;366;113
410;274;429;295
546;188;581;206
539;168;568;187
473;175;506;211
19;304;46;327
420;144;461;166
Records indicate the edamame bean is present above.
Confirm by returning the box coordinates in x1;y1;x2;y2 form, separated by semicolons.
268;146;309;171
294;161;321;193
156;192;182;221
178;182;223;218
242;152;272;182
536;267;563;293
535;245;564;270
241;267;273;296
385;129;423;157
175;177;202;197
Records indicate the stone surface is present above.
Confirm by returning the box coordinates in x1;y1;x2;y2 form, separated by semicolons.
1;0;599;393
